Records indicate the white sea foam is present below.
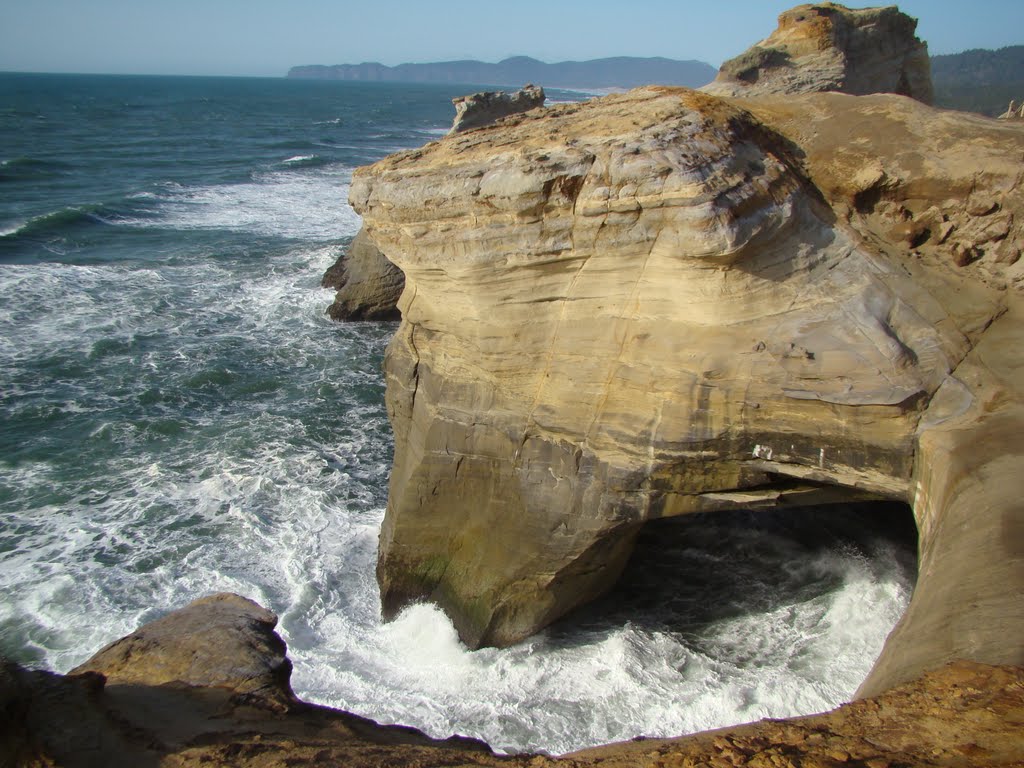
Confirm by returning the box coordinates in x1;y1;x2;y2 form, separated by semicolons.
283;529;912;755
137;168;361;241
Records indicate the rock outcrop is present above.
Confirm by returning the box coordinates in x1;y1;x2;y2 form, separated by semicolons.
450;84;545;134
323;226;404;321
350;84;1024;695
3;595;1022;766
70;592;297;710
701;3;933;103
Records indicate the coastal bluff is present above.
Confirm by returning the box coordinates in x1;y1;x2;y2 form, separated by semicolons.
351;82;1024;696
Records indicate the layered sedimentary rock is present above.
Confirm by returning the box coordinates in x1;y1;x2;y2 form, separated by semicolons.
350;84;1024;694
323;226;404;321
450;84;545;134
3;595;1021;766
701;3;933;103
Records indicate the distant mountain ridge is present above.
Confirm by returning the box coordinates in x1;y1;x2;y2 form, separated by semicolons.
287;55;717;89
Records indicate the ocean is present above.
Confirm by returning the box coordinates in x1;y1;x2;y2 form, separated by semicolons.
0;72;917;755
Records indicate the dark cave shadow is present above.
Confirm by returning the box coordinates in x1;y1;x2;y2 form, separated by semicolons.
541;501;918;652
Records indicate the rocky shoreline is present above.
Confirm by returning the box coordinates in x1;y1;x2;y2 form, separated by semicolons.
7;3;1024;765
5;593;1022;766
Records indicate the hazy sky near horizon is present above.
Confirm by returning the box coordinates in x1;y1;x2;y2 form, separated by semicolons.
1;0;1022;78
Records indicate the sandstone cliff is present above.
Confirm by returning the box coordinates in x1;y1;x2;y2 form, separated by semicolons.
350;84;1024;696
701;3;933;103
4;594;1021;766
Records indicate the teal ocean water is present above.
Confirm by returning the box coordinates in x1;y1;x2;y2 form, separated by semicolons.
0;73;916;754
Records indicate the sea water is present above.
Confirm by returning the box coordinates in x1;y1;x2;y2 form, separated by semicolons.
0;73;916;755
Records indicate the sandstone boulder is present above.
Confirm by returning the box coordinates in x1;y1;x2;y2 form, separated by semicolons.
350;85;1024;696
71;592;297;709
701;2;933;103
324;225;404;321
450;84;545;134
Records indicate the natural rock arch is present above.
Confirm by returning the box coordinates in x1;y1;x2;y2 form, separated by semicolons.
351;86;1024;696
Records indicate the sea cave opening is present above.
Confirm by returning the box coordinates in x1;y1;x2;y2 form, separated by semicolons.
546;499;918;697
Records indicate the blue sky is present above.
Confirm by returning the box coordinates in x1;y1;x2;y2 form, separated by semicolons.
1;0;1021;77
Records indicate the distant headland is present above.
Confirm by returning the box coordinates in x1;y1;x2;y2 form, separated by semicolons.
286;55;718;89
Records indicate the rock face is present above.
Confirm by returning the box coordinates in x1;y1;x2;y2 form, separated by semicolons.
350;84;1024;693
701;3;933;103
4;596;1022;766
71;592;297;709
323;226;404;321
450;84;545;134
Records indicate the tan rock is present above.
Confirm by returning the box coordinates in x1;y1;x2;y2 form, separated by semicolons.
350;85;1024;697
71;592;297;710
701;3;933;103
450;84;546;134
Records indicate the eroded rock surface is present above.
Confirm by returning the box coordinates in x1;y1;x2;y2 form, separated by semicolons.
701;2;933;103
350;85;1024;693
450;84;545;134
323;225;404;321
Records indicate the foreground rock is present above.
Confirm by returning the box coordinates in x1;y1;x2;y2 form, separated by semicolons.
3;595;1022;766
701;2;933;103
70;593;297;710
322;226;404;321
450;84;545;134
350;84;1024;693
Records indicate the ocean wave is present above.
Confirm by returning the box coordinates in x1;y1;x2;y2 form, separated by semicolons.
0;156;74;182
265;139;319;151
279;154;331;169
0;220;26;238
0;205;114;241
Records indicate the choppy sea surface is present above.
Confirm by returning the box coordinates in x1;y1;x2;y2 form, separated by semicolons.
0;73;917;755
